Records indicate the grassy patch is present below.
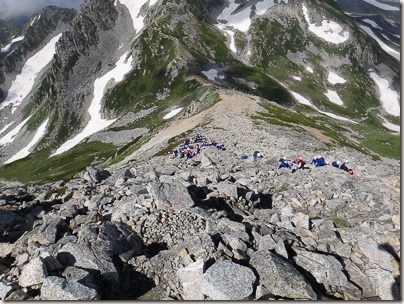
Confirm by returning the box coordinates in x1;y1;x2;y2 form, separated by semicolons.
0;141;116;184
329;217;350;228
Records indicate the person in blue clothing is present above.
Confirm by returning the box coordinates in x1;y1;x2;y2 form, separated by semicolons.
332;160;340;168
278;157;292;169
315;155;328;167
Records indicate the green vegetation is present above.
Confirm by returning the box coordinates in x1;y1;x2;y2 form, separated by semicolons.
329;217;350;228
0;141;116;184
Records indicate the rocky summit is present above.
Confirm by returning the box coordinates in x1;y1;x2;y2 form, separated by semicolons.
0;91;400;300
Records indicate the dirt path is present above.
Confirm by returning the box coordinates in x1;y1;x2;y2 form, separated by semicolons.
115;90;264;166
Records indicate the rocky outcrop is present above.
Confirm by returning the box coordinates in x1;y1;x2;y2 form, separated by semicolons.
0;137;399;300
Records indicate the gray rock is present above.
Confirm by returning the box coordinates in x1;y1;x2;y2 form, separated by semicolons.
82;166;111;184
222;233;248;252
294;251;348;286
146;181;195;213
365;268;399;300
356;234;392;271
19;257;48;287
0;210;20;228
0;282;13;300
342;282;362;300
202;260;255;300
30;214;64;245
344;259;377;298
57;242;119;285
250;251;316;299
206;217;246;235
258;234;277;251
177;259;205;300
201;152;215;168
275;239;289;259
41;276;100;300
215;181;238;199
62;266;97;289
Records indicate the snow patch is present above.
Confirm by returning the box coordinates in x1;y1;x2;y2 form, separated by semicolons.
0;34;62;114
163;108;183;119
52;53;134;156
116;0;159;35
291;91;355;123
327;71;346;84
302;4;349;44
379;116;400;133
369;72;400;117
4;118;49;164
362;0;399;11
0;116;32;146
324;89;344;106
359;25;400;61
255;0;277;15
215;0;279;53
292;76;301;81
305;66;313;73
362;19;382;30
202;69;224;81
1;36;24;53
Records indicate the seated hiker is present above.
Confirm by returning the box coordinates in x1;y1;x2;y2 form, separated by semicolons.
332;160;340;168
339;160;350;172
253;151;262;160
315;156;328;167
311;155;319;166
278;157;292;169
293;157;309;170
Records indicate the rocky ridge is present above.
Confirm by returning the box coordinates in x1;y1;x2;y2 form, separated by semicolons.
0;92;400;300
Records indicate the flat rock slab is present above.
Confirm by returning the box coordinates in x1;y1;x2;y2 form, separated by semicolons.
202;260;256;300
146;181;195;213
294;251;348;286
41;276;100;300
250;251;316;299
177;259;205;300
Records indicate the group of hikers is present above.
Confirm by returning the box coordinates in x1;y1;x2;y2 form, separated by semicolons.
278;155;353;175
164;133;226;159
163;134;353;176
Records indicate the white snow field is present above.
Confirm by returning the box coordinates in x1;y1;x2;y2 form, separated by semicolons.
327;71;346;85
291;91;355;123
116;0;159;35
369;72;400;117
0;34;62;114
361;0;400;11
163;108;183;119
324;89;344;106
0;116;32;146
379;116;400;133
4;118;49;164
52;53;134;156
1;36;24;53
292;76;302;81
302;4;349;44
359;25;400;61
215;0;280;53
